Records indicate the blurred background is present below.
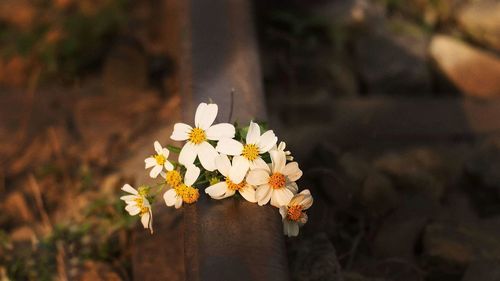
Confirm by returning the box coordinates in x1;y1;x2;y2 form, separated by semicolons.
1;0;500;280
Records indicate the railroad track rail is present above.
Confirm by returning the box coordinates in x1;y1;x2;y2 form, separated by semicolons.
132;0;290;280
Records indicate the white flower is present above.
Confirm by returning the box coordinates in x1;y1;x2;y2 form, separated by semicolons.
145;141;174;178
272;141;293;161
163;164;201;208
246;150;302;207
170;103;235;171
216;121;277;175
120;184;153;234
205;154;256;202
279;189;313;237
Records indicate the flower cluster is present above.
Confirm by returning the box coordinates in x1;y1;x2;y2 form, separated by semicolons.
120;102;313;237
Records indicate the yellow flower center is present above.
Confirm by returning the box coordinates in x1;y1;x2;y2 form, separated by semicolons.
140;206;150;215
269;173;286;189
287;205;303;221
182;187;200;204
225;177;246;191
165;170;182;187
134;197;144;206
174;184;200;204
189;127;206;145
242;144;259;161
154;154;166;165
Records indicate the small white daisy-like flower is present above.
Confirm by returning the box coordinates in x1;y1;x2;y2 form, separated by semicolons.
272;141;293;161
216;121;277;175
246;150;302;207
205;154;256;202
145;141;174;178
120;184;153;234
279;189;313;237
170;103;235;171
163;164;201;209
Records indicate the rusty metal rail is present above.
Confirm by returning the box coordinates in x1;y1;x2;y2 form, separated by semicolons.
133;0;290;280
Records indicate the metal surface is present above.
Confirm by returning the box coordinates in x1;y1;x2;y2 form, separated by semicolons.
182;0;289;280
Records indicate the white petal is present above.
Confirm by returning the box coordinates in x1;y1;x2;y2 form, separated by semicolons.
279;206;287;219
122;184;138;195
120;195;137;202
250;157;270;172
154;141;163;155
287;182;299;194
141;212;150;229
278;141;286;151
179;142;198;166
283;162;302;182
164;161;174;171
195;103;218;130
198;142;218;171
270;188;294;208
145;157;156;169
175;198;183;209
171;123;192;141
216;138;244;156
299;190;313;210
125;204;140;215
149;165;163;178
246;169;270;186
149;210;154;233
239;185;256;203
222;189;236;199
206;123;235;140
283;220;290;236
270;150;286;173
246;121;261;144
205;182;228;198
257;130;277;153
215;154;231;177
163;189;177;207
162;148;170;158
256;184;272;206
289;222;300;237
229;156;249;184
184;164;201;186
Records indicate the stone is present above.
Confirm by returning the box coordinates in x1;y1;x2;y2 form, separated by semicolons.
462;260;500;281
344;272;388;281
422;222;500;272
464;137;500;216
360;171;399;216
374;148;446;200
313;0;385;28
339;153;373;185
430;35;500;98
372;194;437;259
457;0;500;52
289;233;342;281
466;137;500;190
355;18;431;95
387;0;465;27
